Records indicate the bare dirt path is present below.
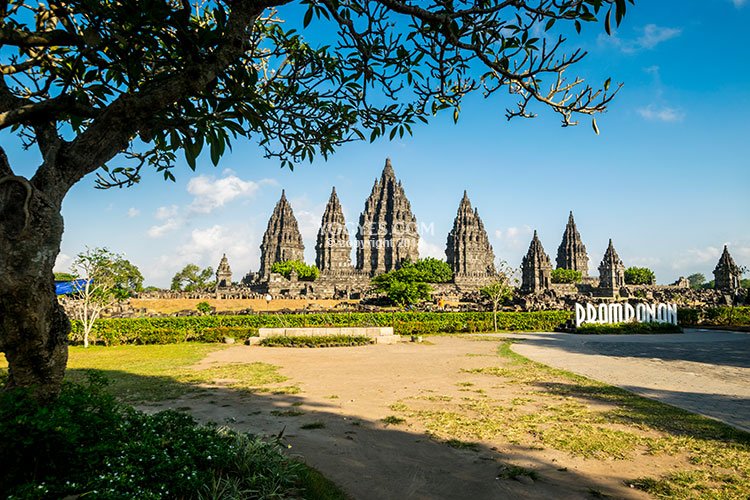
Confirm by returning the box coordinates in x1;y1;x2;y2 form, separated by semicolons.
148;337;657;500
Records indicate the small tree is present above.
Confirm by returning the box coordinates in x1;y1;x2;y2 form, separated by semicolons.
480;263;517;332
687;273;706;289
171;264;214;292
551;268;583;284
624;267;656;285
270;260;320;281
406;258;454;283
70;248;143;347
371;267;432;307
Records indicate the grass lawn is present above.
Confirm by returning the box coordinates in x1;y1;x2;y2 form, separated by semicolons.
388;341;750;498
0;343;300;403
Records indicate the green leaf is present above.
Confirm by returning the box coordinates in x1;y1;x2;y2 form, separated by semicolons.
592;118;599;135
604;7;612;35
604;77;611;91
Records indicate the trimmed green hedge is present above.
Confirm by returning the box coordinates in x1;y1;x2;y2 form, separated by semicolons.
576;322;682;335
678;307;750;327
260;335;374;348
70;311;573;346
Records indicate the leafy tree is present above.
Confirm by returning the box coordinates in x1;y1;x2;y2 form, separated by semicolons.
0;0;630;399
171;264;214;292
270;260;320;281
69;247;143;348
371;267;432;307
624;267;656;285
687;273;706;290
404;258;453;283
551;268;583;284
54;272;76;282
195;301;212;315
480;274;515;332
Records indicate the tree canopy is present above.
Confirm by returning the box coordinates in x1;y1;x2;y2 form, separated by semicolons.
170;264;214;292
624;267;655;286
270;260;320;281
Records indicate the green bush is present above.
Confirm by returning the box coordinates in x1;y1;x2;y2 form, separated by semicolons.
678;306;750;327
70;311;574;345
576;322;682;335
551;268;583;284
406;257;454;283
0;374;315;499
260;335;374;347
195;301;212;314
624;267;656;285
371;267;432;306
270;260;319;281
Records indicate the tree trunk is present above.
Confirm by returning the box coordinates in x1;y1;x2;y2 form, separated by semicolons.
0;176;69;402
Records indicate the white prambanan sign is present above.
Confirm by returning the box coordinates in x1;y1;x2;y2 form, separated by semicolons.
574;302;678;328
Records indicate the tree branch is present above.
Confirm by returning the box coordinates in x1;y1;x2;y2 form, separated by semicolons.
0;145;12;176
0;26;82;47
0;94;98;129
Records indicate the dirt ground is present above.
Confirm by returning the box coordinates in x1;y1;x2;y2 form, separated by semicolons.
146;337;669;500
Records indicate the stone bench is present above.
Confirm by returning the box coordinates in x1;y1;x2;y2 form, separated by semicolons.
250;326;400;345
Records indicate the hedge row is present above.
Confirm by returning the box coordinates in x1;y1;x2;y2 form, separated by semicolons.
70;311;574;346
259;335;374;348
678;306;750;327
576;322;682;335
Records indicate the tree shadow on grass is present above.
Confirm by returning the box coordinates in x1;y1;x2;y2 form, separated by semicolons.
63;368;634;500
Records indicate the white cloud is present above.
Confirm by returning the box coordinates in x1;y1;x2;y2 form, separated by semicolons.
637;104;685;123
54;253;72;273
155;205;179;220
732;0;747;8
671;246;722;271
419;238;445;259
147;218;181;238
599;24;681;53
187;174;269;214
127;207;140;218
494;225;533;247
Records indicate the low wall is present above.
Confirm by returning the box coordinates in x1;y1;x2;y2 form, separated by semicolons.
252;326;400;344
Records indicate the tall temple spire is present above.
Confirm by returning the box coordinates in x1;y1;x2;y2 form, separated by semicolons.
598;239;625;289
445;191;495;276
316;187;353;272
713;245;742;291
556;211;589;276
521;230;552;293
356;158;419;275
259;191;305;277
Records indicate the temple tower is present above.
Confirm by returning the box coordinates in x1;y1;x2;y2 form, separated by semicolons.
598;239;625;289
316;187;353;272
356;158;419;275
521;231;552;293
556;211;589;276
259;190;305;278
713;245;742;292
216;254;232;288
445;191;496;276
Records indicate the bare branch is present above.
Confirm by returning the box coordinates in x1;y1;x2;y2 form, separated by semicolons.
0;26;81;47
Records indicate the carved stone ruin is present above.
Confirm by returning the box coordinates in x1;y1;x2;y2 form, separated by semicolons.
258;190;305;278
556;211;589;276
521;230;552;293
356;158;419;275
713;245;742;292
215;253;232;288
598;239;625;291
315;187;353;272
445;191;496;281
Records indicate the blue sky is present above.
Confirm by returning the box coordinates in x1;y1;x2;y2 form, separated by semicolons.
4;1;750;287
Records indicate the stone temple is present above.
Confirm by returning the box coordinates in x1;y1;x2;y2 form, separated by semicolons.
556;211;589;276
258;190;305;278
315;187;352;273
356;158;420;275
714;245;742;292
445;191;496;282
521;231;552;293
216;254;232;288
598;239;625;292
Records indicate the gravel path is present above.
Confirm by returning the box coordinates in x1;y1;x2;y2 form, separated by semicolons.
506;329;750;432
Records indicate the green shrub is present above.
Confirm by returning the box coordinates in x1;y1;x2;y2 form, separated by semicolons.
69;311;574;346
406;257;454;283
624;267;656;285
677;306;750;327
551;268;583;284
576;322;682;335
371;267;432;306
195;301;212;314
260;335;374;347
0;374;315;499
270;260;319;281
